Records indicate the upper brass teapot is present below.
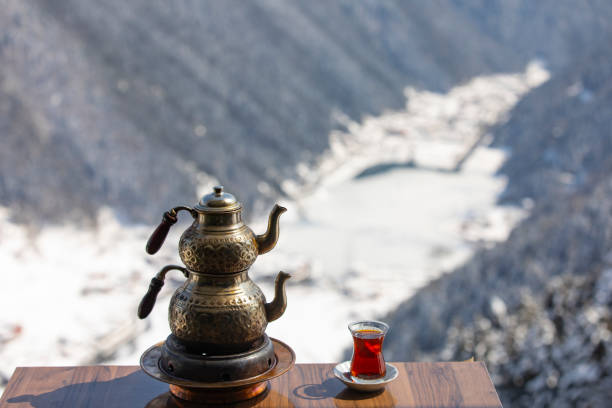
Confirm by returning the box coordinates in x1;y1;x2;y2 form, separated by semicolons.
138;186;290;353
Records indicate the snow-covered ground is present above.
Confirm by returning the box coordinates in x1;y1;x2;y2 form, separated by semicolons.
0;62;548;387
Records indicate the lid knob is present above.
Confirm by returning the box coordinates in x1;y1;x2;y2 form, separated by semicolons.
195;185;241;211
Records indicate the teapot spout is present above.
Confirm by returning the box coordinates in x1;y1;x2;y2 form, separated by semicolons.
255;204;287;255
265;271;291;322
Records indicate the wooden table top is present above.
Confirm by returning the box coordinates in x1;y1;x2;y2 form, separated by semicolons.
0;363;502;407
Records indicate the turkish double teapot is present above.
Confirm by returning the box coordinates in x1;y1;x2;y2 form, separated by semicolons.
137;186;290;355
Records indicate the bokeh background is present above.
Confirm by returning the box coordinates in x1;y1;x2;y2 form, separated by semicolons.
2;1;612;406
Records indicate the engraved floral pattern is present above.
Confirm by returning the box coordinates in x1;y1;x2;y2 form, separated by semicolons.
169;282;268;346
179;227;258;273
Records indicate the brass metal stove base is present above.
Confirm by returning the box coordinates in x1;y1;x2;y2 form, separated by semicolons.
145;387;271;408
169;381;268;404
141;337;295;404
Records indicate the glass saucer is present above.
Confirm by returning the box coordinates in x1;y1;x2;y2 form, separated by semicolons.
333;361;398;392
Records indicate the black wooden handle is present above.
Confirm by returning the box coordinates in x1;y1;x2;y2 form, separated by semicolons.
137;277;164;319
145;212;177;254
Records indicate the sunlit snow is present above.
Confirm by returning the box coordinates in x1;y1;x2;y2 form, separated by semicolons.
0;63;548;386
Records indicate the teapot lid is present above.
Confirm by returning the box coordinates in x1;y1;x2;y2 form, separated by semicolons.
195;185;242;212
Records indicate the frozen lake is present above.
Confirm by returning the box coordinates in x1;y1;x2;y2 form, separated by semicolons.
258;149;522;362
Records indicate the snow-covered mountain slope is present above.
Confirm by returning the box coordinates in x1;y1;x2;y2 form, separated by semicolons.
0;64;547;386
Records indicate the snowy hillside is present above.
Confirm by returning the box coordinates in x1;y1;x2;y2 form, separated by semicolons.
0;64;548;387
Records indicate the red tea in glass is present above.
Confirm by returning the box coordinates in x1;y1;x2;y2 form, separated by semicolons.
349;321;389;379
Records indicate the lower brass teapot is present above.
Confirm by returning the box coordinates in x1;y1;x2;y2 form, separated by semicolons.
138;186;290;353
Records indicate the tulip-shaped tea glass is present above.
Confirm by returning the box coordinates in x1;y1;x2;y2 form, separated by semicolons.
349;320;389;380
